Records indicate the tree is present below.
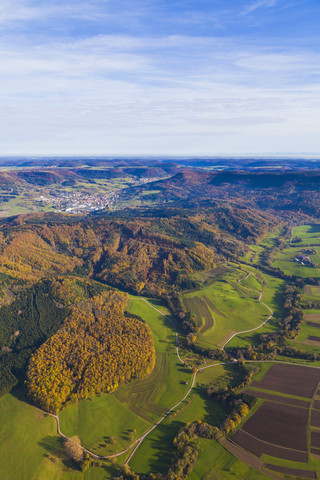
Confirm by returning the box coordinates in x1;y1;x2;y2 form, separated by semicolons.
64;436;84;463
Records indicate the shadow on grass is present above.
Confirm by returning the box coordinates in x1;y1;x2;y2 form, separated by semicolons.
135;420;184;475
196;388;228;426
38;435;79;470
10;384;35;407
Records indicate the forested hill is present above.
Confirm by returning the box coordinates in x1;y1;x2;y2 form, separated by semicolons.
0;207;279;400
122;170;320;217
0;206;278;297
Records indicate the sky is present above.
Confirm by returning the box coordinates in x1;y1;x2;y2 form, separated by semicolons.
0;0;319;155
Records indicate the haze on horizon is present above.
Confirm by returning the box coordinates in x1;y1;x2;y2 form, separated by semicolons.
0;0;319;156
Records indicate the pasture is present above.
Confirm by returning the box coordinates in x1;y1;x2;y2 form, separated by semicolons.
0;390;114;480
128;363;240;475
273;246;320;278
183;269;268;349
291;224;320;245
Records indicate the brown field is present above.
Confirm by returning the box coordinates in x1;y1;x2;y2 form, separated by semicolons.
265;464;317;479
307;322;320;328
313;399;320;409
231;429;308;462
311;410;320;427
241;401;308;451
251;363;320;398
242;389;310;408
219;438;264;472
311;448;320;458
311;432;320;449
306;314;320;322
308;335;320;343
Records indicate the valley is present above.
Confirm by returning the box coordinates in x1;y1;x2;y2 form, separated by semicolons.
1;159;320;479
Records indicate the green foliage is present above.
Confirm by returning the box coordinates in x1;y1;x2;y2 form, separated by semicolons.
0;281;68;394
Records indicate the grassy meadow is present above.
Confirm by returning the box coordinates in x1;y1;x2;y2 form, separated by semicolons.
183;267;269;349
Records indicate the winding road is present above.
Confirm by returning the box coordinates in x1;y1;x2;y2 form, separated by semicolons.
221;273;273;350
45;269;298;469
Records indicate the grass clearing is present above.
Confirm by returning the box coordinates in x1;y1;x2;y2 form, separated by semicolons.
0;389;63;480
128;364;243;474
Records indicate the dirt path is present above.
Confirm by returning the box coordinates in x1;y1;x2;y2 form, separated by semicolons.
221;273;273;351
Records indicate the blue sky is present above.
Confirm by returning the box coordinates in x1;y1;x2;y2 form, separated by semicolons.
0;0;319;155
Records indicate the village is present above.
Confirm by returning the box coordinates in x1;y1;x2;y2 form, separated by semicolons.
35;190;119;214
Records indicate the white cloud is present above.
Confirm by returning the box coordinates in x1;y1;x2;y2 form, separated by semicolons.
242;0;278;15
0;2;318;155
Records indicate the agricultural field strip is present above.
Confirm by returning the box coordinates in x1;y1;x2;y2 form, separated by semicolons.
221;273;273;350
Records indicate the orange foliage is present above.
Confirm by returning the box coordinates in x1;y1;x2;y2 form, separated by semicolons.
26;291;155;413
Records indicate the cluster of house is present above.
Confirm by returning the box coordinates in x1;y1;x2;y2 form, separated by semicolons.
294;248;316;266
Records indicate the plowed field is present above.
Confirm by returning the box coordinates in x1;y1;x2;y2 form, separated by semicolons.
251;363;320;398
241;401;308;451
231;429;307;462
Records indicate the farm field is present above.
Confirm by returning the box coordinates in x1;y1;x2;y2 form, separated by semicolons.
273;246;320;278
188;438;271;480
183;268;268;349
230;362;320;476
291;224;320;245
227;266;284;349
0;390;116;480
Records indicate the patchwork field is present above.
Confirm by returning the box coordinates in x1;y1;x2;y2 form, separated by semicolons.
250;363;320;398
230;363;320;477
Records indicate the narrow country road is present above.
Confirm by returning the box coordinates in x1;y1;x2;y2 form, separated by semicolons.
221;273;273;351
45;270;309;470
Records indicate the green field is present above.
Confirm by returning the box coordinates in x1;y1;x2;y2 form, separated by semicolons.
189;438;271;480
129;364;240;474
183;268;269;349
273;246;320;278
291;224;320;245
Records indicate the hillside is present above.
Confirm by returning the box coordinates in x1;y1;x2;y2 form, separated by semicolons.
122;170;320;217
